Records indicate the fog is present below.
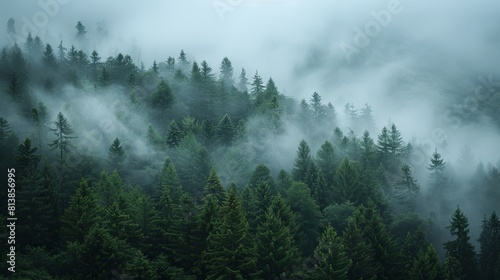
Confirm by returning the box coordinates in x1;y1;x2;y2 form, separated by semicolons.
2;0;500;258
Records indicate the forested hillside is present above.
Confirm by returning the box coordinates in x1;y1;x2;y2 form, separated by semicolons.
0;19;499;279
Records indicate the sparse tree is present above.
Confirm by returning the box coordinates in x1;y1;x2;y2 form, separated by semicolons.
49;112;76;165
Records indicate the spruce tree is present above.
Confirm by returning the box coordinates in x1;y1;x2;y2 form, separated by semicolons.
316;140;336;186
478;212;500;280
219;57;234;89
49;112;76;165
334;157;364;205
107;137;125;171
292;139;312;182
394;163;420;211
151;79;175;109
202;185;258;279
60;178;100;242
377;126;391;167
238;68;248;92
216;113;236;146
409;244;443;280
251;70;264;97
310;226;352;280
42;44;57;68
256;208;301;279
166;119;183;148
204;168;227;205
443;207;477;280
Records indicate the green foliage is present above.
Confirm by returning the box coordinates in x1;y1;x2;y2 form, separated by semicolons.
333;157;365;205
478;212;500;280
49;112;76;165
107;137;125;171
202;185;258;279
394;164;420;211
409;244;443;280
310;225;352;280
151;79;175;109
256;207;301;279
166;119;183;148
216;113;236;146
443;207;478;280
204;168;227;205
322;202;356;234
286;182;322;256
292;139;312;182
60;178;100;243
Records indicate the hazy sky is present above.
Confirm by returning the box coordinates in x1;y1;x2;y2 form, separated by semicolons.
2;0;500;163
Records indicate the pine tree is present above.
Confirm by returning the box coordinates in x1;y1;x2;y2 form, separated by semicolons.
443;207;477;280
75;21;87;38
202;185;258;279
151;79;175;109
166;119;183;148
204;168;227;205
343;218;379;280
219;57;234;89
316;140;336;186
60;178;100;242
42;44;57;68
428;149;448;211
310;226;352;280
409;244;444;280
248;163;276;190
334;157;365;205
103;199;143;248
238;68;248;92
394;163;420;211
155;157;183;206
478;212;500;280
107;138;125;171
377;126;391;167
49;112;77;165
286;182;322;256
292;139;312;182
389;123;404;170
251;70;264;97
351;203;405;279
216;113;236;146
256;208;301;279
360;130;377;170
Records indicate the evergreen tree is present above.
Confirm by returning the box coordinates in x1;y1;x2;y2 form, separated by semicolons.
202;185;258;279
155;157;183;206
286;182;322;256
238;68;248;92
49;112;76;165
251;70;264;97
103;199;143;248
389;123;404;170
60;178;100;242
248;163;276;190
292;139;312;182
166;119;183;148
204;168;227;205
316;140;336;186
219;57;234;88
334;157;365;205
377;126;391;167
478;212;500;280
107;137;125;171
394;163;420;211
351;203;405;279
360;130;377;170
310;226;352;280
151;79;175;109
343;218;379;280
428;149;449;211
98;66;111;87
256;207;301;279
409;244;444;280
216;113;236;146
42;44;57;68
443;207;477;280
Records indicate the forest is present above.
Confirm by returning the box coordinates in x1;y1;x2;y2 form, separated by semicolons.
0;16;500;280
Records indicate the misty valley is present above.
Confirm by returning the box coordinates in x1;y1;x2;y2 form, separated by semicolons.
1;6;500;280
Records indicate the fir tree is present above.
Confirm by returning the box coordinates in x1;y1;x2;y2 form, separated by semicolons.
409;244;443;280
216;113;236;146
238;68;248;92
151;79;175;109
204;168;227;205
478;212;500;280
256;208;301;279
202;185;258;279
310;226;352;280
60;178;100;242
443;207;477;280
394;163;420;211
292;139;312;182
107;138;125;171
316;140;336;186
343;218;379;280
251;70;264;97
166;119;183;148
49;112;77;165
334;157;364;205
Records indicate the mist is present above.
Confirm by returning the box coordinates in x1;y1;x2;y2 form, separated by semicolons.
1;0;500;278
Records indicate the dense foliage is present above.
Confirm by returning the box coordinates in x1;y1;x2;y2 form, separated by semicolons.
0;20;499;279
